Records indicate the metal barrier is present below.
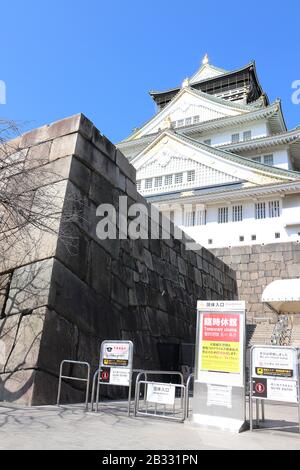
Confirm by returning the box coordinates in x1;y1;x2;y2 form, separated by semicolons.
135;380;186;422
185;373;195;419
57;360;91;410
90;368;145;414
134;371;186;422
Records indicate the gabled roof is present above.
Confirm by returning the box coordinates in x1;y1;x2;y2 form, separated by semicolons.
122;86;253;143
132;130;300;184
189;60;228;84
117;100;287;159
149;61;265;100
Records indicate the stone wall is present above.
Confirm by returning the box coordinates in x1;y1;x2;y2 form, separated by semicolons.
212;243;300;324
0;114;237;405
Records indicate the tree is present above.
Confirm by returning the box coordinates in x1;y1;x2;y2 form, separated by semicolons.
0;119;85;290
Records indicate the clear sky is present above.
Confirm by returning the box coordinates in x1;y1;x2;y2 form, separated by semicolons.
0;0;299;143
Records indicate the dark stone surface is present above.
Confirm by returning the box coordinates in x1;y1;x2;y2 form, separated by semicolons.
0;115;237;405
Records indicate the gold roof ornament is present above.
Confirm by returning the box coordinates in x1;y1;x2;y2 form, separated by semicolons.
202;53;209;65
162;115;172;130
182;77;190;88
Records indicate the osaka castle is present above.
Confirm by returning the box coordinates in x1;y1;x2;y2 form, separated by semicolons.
117;55;300;249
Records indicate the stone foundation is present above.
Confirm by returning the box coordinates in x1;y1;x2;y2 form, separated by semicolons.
0;114;237;405
212;243;300;324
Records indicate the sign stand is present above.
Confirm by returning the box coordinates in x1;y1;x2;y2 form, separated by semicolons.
192;301;246;433
250;345;300;432
96;340;134;416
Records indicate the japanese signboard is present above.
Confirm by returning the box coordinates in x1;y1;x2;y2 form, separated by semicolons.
193;301;246;432
100;342;132;368
251;346;299;404
147;383;176;406
197;301;245;387
201;313;240;374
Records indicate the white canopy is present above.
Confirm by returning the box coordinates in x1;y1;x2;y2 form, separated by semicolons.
262;279;300;314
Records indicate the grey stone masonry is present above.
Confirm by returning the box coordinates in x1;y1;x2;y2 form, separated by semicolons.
0;114;237;405
212;243;300;324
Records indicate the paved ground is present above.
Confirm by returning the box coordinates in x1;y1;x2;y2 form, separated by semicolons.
0;401;300;450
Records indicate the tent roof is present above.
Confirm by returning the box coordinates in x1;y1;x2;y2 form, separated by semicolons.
262;279;300;313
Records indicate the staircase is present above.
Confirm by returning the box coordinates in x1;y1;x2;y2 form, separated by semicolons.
290;324;300;347
246;323;276;347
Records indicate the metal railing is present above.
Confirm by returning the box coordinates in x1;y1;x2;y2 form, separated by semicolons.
134;380;186;423
57;360;91;410
90;368;145;414
185;373;195;419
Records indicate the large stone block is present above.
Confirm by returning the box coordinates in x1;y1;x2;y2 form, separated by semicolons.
0;310;45;374
5;259;54;316
49;133;78;161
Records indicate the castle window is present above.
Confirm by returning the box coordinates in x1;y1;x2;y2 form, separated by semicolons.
196;209;207;226
175;173;183;184
275;232;281;239
269;200;280;218
185;117;192;126
136;180;141;191
232;205;243;222
185;211;196;227
208;239;213;245
177;120;184;128
264;154;274;166
218;207;229;224
203;139;211;146
255;202;266;219
155;176;163;188
165;175;173;186
231;133;240;144
193;116;200;124
243;130;252;141
239;236;245;242
145;178;153;190
251;235;257;241
252;156;262;163
187;170;195;182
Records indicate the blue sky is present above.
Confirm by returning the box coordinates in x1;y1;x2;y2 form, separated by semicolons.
0;0;299;143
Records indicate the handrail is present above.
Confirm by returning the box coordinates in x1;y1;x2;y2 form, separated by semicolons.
57;360;91;410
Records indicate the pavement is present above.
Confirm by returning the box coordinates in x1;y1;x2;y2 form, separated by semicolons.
0;401;300;450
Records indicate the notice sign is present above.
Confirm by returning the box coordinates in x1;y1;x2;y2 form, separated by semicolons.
109;368;131;387
207;385;232;409
101;342;131;367
252;347;296;379
201;313;240;374
147;383;176;406
253;377;298;403
251;346;299;404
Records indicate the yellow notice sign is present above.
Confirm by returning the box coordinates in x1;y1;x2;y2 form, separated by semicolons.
201;341;240;374
201;313;241;374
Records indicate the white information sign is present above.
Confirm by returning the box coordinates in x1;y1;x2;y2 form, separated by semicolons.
101;342;131;367
267;379;298;403
109;368;131;387
147;383;176;406
251;346;299;404
207;385;232;409
252;347;296;379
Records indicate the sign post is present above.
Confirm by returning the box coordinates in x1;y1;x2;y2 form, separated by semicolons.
250;345;300;432
192;300;246;432
96;340;134;416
